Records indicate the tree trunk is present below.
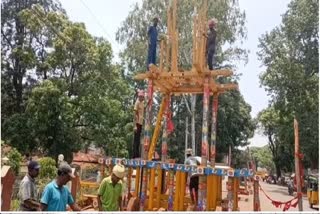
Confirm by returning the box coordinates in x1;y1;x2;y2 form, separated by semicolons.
275;161;281;178
311;159;318;169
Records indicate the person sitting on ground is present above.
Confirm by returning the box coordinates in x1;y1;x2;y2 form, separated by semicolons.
18;161;41;211
40;163;81;211
184;148;200;206
97;164;125;211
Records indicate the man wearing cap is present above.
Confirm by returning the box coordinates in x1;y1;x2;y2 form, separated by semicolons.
206;19;217;70
185;149;200;206
40;163;81;211
18;161;41;211
97;164;125;211
147;17;159;70
132;90;145;159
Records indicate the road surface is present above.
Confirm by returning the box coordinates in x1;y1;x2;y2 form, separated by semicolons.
236;180;318;212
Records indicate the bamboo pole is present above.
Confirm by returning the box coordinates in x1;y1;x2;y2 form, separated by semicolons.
211;175;218;210
198;77;210;211
179;172;187;210
210;94;218;210
139;80;154;211
233;177;239;211
160;39;164;72
148;168;156;210
148;95;168;160
192;6;197;67
161;104;169;162
171;0;178;73
294;118;303;211
253;178;261;211
210;95;218;167
135;167;141;197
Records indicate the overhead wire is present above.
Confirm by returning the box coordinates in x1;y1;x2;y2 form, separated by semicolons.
78;0;121;55
33;4;119;58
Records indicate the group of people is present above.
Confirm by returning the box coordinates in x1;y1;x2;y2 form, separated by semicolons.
18;160;81;211
19;160;126;211
147;17;217;71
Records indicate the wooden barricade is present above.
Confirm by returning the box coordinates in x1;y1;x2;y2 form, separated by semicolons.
1;165;16;211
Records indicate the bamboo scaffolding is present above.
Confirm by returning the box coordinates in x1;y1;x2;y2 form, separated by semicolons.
132;0;240;211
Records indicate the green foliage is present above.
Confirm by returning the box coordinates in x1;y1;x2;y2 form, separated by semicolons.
38;157;57;179
26;80;81;159
250;146;275;173
216;91;255;151
37;157;57;197
10;199;19;211
1;1;132;158
7;148;23;175
257;0;318;171
1;0;64;115
232;148;250;169
2;113;36;154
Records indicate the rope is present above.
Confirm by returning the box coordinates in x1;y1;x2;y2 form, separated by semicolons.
259;183;302;211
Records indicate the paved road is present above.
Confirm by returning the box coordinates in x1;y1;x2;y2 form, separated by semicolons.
258;181;318;212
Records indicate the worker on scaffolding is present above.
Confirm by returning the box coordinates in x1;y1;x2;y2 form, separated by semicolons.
185;148;200;206
147;17;159;70
132;89;145;159
206;19;217;70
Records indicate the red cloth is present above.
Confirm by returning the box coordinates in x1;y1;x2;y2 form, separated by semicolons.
259;183;301;212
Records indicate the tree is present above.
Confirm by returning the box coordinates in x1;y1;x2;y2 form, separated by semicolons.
2;3;132;159
1;0;64;115
26;80;81;160
250;146;275;173
258;0;318;169
256;107;284;177
116;0;254;161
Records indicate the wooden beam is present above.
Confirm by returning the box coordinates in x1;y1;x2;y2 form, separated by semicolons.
134;68;234;80
148;95;169;160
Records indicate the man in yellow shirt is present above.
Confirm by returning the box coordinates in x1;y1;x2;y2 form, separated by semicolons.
97;164;125;211
133;90;145;158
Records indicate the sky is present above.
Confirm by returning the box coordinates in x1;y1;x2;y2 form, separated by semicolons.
59;0;292;147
